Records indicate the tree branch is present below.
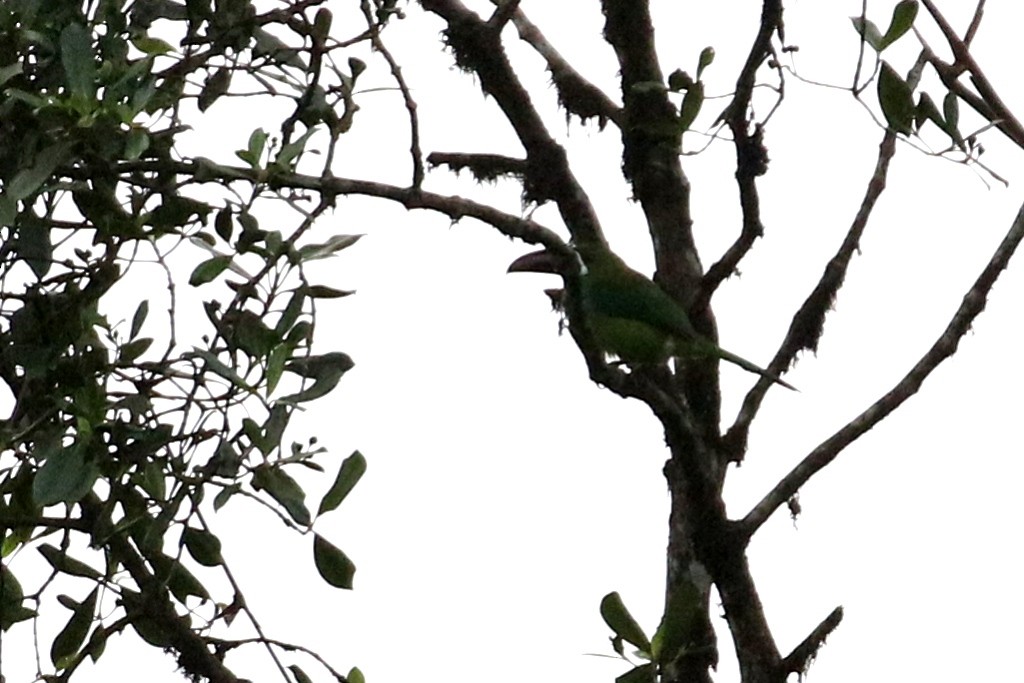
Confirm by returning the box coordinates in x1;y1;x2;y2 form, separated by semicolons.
781;606;844;676
738;199;1024;537
700;0;784;301
418;0;605;247
919;0;1024;150
723;127;898;460
494;1;621;128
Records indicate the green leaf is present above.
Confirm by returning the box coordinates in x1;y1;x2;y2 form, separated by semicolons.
131;35;176;55
274;128;315;169
17;219;53;279
667;69;693;92
312;8;333;44
198;67;231;112
0;62;23;88
266;344;289;395
914;92;943;132
51;588;98;669
119;337;153;363
313;533;355;589
264;403;290;450
213;484;241;511
696;47;715;79
237;127;268;168
33;445;99;506
226;310;279;358
600;592;651;654
678;81;704;133
122;590;177;647
0;196;15;228
318;450;366;516
253;28;307;70
303;285;354;299
130;300;149;339
182;527;223;567
190;349;254;392
297;234;363;261
616;663;656;683
275;289;307;336
281;352;354;403
150;553;211;602
38;544;102;579
252;465;311;526
85;625;107;662
189;255;232;286
943;91;959;131
879;0;918;49
290;664;315;683
214;207;234;241
124;128;150;160
60;23;97;100
650;578;702;664
850;16;884;51
6;143;69;202
138;460;166;501
878;61;915;135
0;565;34;630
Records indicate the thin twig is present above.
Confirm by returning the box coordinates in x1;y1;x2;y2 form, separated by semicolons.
359;0;425;187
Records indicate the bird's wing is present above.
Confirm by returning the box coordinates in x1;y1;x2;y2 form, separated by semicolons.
582;266;699;341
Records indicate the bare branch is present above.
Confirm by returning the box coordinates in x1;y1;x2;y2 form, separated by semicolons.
964;0;986;46
115;158;567;252
427;151;528;183
496;2;621;128
723;127;897;460
738;200;1024;537
359;0;425;187
486;0;519;31
701;0;783;301
782;606;844;676
420;0;604;246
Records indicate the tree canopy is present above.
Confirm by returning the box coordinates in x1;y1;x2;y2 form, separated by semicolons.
0;1;1020;682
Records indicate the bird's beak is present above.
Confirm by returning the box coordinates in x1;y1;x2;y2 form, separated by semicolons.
506;249;563;274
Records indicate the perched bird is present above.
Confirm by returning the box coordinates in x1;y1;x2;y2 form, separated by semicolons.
508;241;795;390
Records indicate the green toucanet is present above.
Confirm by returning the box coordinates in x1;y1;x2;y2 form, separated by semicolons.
507;242;795;390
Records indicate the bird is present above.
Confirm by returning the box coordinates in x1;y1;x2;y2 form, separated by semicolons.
507;241;795;390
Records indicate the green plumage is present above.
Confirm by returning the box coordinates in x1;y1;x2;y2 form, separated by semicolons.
510;243;794;390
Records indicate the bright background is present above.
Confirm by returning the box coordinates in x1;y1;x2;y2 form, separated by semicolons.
8;2;1024;682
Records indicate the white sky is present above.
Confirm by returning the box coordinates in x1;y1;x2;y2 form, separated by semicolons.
8;2;1024;682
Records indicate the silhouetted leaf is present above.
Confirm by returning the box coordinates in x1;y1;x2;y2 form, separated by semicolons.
51;588;98;668
878;61;914;135
850;16;884;51
252;465;311;526
879;0;918;49
38;544;102;579
60;23;97;100
189;255;232;286
198;68;231;112
313;533;355;589
600;592;651;654
33;446;99;506
318;450;366;516
183;527;223;567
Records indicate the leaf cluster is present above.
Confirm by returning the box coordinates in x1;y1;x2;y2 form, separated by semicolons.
0;0;387;680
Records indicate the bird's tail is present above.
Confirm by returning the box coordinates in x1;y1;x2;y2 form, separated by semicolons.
716;348;797;391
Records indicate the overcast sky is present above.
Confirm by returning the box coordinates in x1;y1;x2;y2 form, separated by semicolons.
14;2;1024;682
